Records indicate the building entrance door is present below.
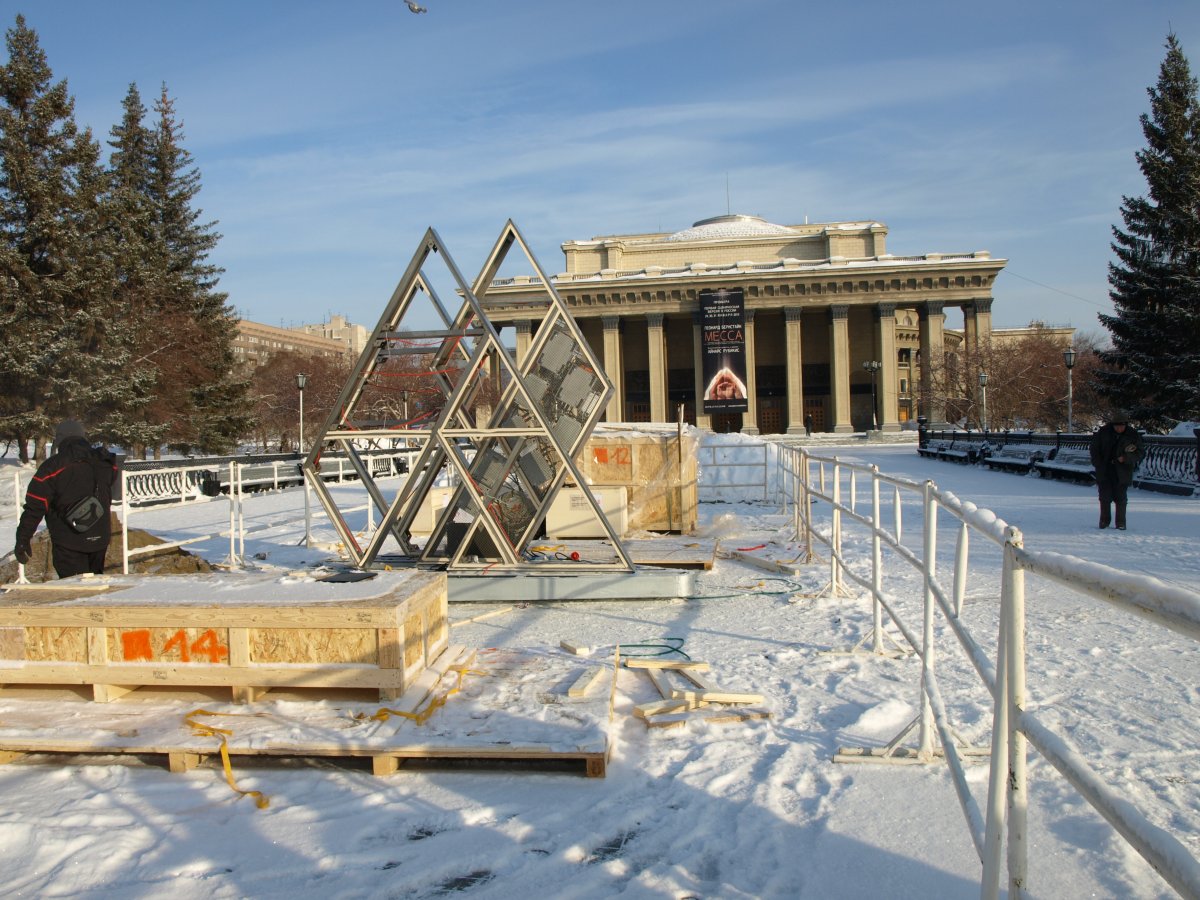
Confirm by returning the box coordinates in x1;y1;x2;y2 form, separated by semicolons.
710;412;741;434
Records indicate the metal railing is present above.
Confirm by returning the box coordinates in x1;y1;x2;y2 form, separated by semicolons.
920;428;1199;494
776;444;1200;899
697;439;770;502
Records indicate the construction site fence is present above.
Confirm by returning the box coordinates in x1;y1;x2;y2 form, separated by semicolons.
775;444;1200;900
111;460;414;573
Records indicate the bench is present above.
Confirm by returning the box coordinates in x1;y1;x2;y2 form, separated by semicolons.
917;439;989;464
1034;448;1095;484
918;440;950;459
985;444;1046;474
941;441;988;464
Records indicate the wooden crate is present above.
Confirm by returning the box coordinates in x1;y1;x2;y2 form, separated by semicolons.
0;570;447;704
575;432;698;533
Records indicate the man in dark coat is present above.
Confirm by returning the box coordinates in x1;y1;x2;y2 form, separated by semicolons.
13;420;120;577
1089;411;1145;530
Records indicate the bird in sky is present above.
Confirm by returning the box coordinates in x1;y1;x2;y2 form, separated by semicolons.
405;1;427;12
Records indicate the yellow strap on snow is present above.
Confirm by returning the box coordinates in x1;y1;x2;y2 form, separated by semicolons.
365;665;484;725
185;709;271;810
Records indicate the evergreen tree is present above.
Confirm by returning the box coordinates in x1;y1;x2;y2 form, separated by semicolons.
1100;33;1200;430
104;83;176;455
149;84;251;453
0;15;136;461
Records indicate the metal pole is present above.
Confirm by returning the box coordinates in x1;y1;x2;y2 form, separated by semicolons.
830;461;842;595
304;473;313;549
1066;366;1074;434
228;461;237;566
237;464;246;562
982;545;1013;900
893;484;902;544
1006;529;1029;897
122;469;131;575
871;466;883;653
953;521;968;618
299;385;305;455
919;481;937;758
871;370;878;430
982;384;988;433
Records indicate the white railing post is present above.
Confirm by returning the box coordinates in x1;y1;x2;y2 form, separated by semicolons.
953;521;969;617
803;453;814;563
1006;527;1029;897
304;468;313;549
830;461;843;594
272;461;279;491
871;465;883;653
919;480;938;758
121;469;131;575
893;484;902;543
849;469;857;515
228;461;239;566
237;464;247;561
982;542;1013;900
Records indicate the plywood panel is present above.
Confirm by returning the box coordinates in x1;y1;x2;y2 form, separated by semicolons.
250;628;376;665
24;627;87;663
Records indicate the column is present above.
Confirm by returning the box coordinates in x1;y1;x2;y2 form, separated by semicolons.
692;313;711;430
972;297;993;355
963;303;977;358
875;303;900;433
918;301;947;427
514;319;532;366
602;315;623;422
741;309;759;435
784;308;806;434
647;312;667;423
829;305;853;434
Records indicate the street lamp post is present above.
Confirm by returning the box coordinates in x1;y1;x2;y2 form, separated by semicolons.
978;371;989;433
862;360;881;431
296;373;308;453
297;373;310;548
1063;348;1076;434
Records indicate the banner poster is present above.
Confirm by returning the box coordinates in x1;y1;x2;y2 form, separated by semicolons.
699;287;749;413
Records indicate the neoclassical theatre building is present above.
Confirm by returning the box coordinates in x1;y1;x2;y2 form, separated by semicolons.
482;214;1007;434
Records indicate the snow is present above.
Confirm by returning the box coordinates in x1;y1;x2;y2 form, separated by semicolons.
2;443;1199;898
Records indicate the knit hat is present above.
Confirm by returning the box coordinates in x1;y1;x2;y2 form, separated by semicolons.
1108;410;1131;424
52;419;86;452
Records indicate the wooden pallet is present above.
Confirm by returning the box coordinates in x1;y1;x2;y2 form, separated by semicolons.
0;646;615;778
0;570;447;703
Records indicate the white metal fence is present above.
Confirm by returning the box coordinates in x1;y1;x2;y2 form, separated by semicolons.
696;438;774;502
776;444;1200;899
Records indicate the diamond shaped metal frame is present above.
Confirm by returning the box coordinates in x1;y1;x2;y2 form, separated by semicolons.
301;221;633;574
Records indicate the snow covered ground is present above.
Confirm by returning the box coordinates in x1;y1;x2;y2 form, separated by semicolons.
1;443;1198;899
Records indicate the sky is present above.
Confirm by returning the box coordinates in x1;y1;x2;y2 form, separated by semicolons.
4;0;1200;336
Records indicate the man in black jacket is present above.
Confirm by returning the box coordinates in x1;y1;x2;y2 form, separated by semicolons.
13;420;120;578
1089;411;1145;530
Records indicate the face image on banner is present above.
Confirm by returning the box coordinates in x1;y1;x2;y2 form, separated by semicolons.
700;288;748;413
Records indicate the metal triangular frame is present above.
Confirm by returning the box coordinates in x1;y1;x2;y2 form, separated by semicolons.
301;221;634;574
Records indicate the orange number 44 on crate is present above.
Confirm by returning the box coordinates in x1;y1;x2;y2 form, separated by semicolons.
0;570;447;704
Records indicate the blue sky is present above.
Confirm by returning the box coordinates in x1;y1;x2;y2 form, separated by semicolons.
4;0;1199;333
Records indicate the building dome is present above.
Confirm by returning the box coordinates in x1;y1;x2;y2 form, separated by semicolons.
659;214;797;243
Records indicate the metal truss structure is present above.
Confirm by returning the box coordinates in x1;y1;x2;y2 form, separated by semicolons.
302;221;633;574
